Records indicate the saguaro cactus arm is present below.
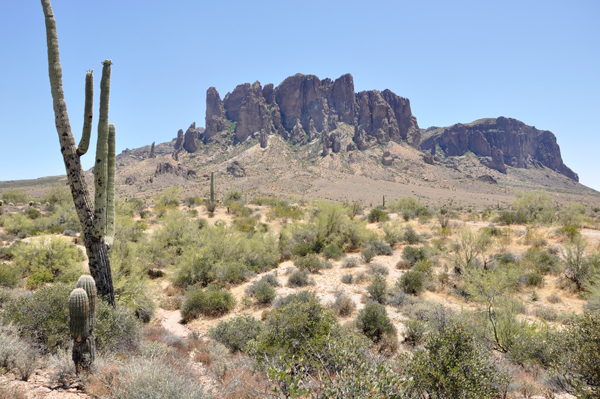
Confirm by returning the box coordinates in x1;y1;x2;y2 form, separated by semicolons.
76;71;94;156
106;123;116;246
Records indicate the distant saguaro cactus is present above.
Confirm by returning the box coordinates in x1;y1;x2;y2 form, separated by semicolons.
206;172;217;213
69;275;97;373
41;0;115;305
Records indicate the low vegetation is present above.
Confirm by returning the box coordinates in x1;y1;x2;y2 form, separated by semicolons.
1;187;600;397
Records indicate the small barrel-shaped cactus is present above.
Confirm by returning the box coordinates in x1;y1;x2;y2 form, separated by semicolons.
69;288;90;343
76;275;97;331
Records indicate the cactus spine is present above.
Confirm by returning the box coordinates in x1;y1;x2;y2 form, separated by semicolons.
69;279;96;373
41;0;115;305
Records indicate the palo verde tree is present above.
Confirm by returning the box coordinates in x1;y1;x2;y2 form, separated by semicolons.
41;0;115;305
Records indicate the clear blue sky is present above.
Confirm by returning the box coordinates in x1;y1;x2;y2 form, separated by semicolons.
1;1;599;190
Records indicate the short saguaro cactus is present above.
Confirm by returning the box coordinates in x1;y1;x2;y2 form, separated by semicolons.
69;275;97;373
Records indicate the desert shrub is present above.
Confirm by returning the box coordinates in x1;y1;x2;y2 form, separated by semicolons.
356;301;394;342
209;315;264;352
2;213;34;237
493;210;528;225
41;184;72;208
181;285;236;321
5;283;72;351
247;279;276;305
13;346;38;381
547;293;562;304
85;356;208;399
5;284;139;354
232;216;256;232
523;272;544;287
153;186;181;209
267;200;303;220
551;311;600;398
245;274;280;296
24;208;41;220
367;274;387;304
361;246;376;263
523;247;561;275
254;291;337;362
341;274;353;284
368;262;389;276
534;306;558;322
341;256;360;268
0;264;20;288
559;202;586;228
402;245;427;265
322;244;344;260
1;190;29;204
512;190;556;224
367;239;393;256
395;259;412;270
367;208;389;223
0;322;30;374
383;221;403;246
287;270;311;287
403;226;421;244
387;290;414;308
331;291;356;317
294;254;327;273
562;236;600;292
388;197;429;220
413;259;434;277
398;270;425;295
405;322;509;398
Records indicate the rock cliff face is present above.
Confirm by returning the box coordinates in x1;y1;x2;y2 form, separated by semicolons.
204;73;420;152
421;117;578;181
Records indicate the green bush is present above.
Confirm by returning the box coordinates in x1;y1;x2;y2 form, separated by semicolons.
523;247;561;275
287;270;311;287
383;221;403;246
254;291;337;361
360;246;376;263
366;240;393;256
398;270;425;295
294;254;328;273
1;190;29;204
403;226;421;244
248;279;276;305
367;274;387;304
367;208;389;223
25;208;41;220
356;301;394;342
153;186;181;209
209;315;264;352
11;237;85;289
322;244;344;260
402;245;427;265
406;322;508;399
367;262;389;276
94;301;141;353
551;311;600;398
523;272;544;287
181;285;236;322
0;264;20;288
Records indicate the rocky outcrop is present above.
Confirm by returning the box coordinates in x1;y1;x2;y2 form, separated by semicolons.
155;162;196;179
226;161;246;177
203;73;420;153
205;87;226;143
183;123;201;153
149;142;156;158
421;117;578;181
174;129;184;151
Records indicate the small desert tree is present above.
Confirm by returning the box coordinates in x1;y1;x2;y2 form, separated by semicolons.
41;0;115;304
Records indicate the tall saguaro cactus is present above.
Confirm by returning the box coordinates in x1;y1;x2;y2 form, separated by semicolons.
41;0;115;305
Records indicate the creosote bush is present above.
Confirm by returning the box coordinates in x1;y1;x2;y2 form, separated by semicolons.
356;301;394;342
287;270;311;287
181;285;236;322
209;314;264;352
367;208;389;223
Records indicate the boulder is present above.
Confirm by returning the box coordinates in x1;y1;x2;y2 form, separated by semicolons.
125;176;136;185
423;153;435;165
476;175;498;184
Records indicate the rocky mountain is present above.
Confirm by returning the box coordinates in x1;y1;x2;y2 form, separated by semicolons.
202;73;421;153
420;117;578;181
